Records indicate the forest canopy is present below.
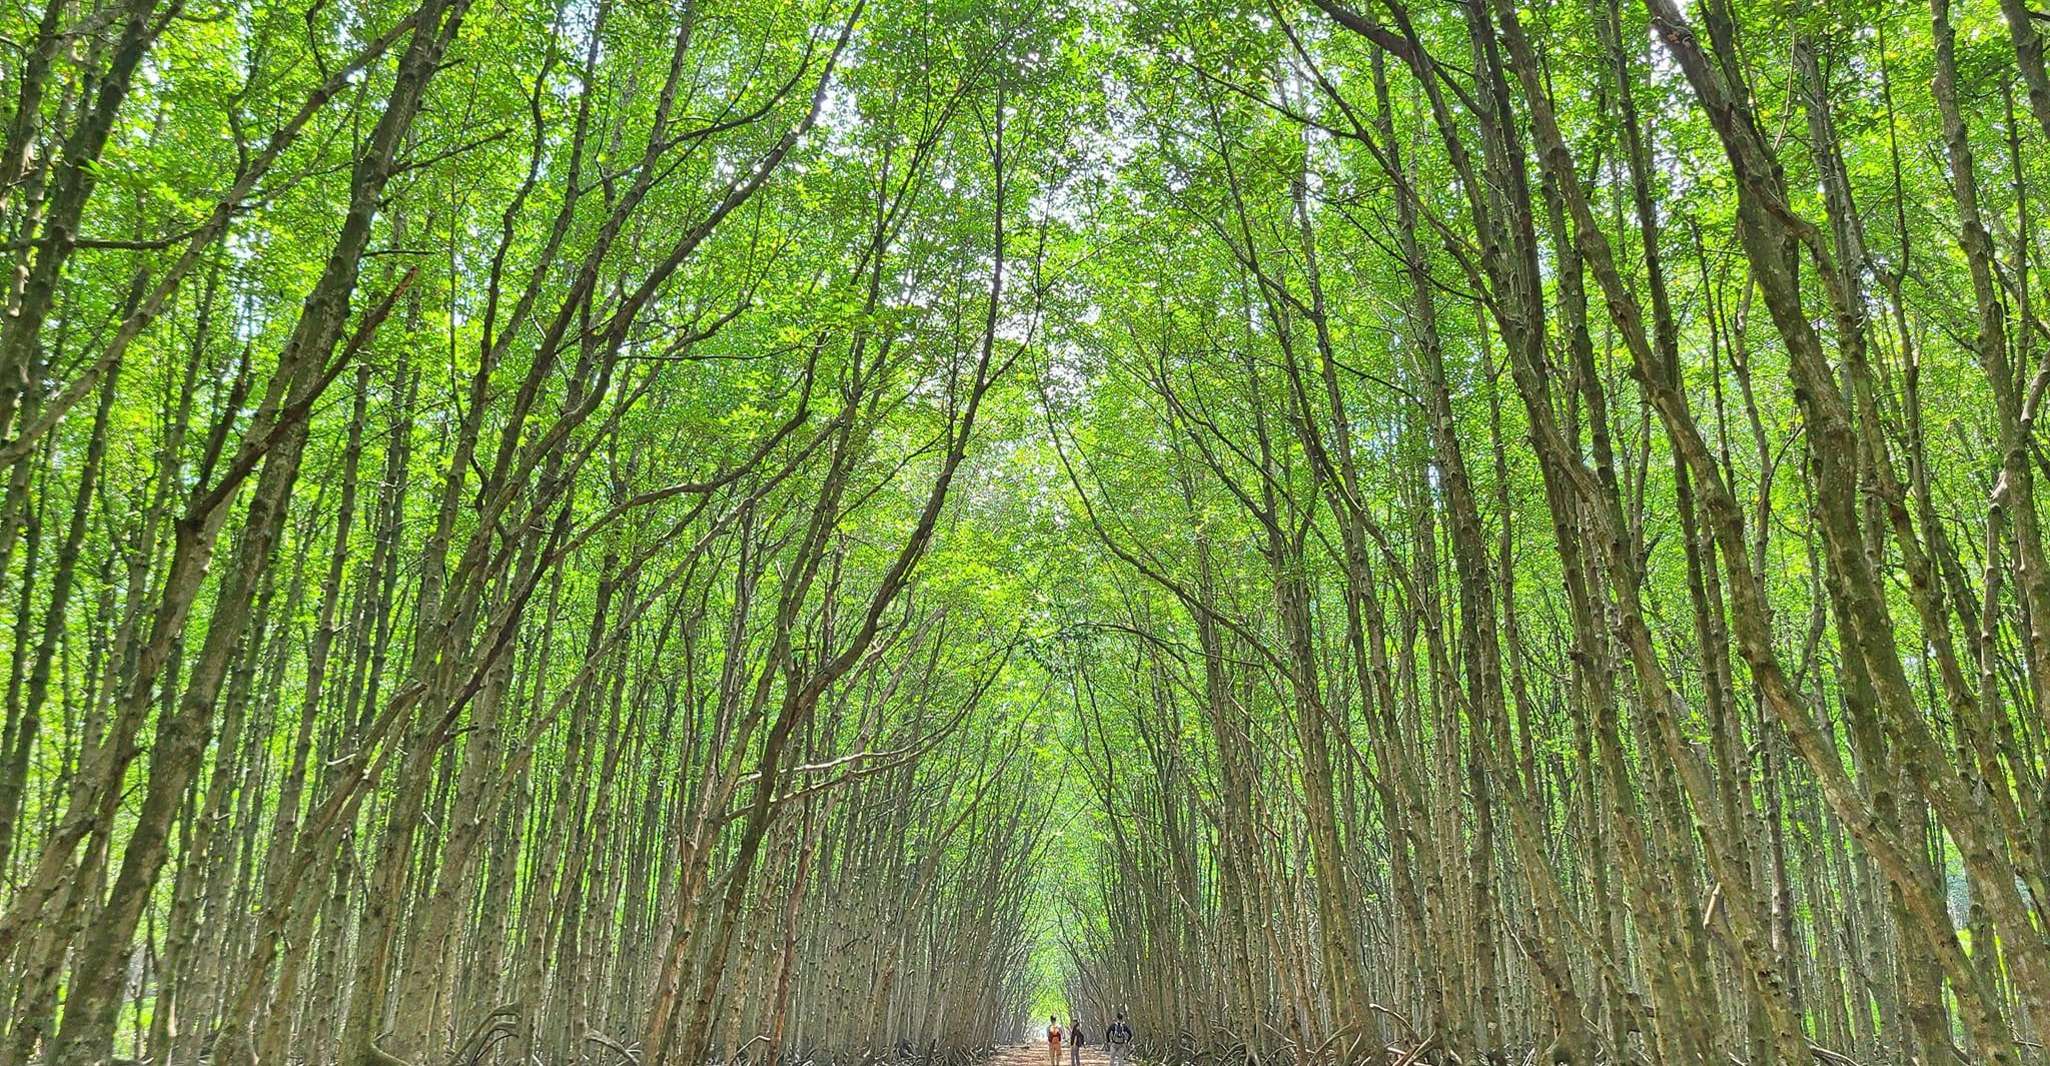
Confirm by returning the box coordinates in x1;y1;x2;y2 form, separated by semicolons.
2;0;2049;1064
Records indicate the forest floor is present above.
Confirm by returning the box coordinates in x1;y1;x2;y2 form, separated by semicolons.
985;1041;1114;1066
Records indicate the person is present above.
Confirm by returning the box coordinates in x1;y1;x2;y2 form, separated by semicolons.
1068;1018;1086;1066
1106;1012;1132;1066
1045;1017;1063;1066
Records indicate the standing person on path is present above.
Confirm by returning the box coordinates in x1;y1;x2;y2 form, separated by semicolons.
1046;1017;1063;1066
1069;1018;1086;1066
1107;1012;1132;1066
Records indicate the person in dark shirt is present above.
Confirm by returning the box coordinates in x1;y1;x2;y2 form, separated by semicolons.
1068;1019;1085;1066
1106;1012;1132;1066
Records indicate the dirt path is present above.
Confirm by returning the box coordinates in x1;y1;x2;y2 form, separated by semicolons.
985;1040;1112;1066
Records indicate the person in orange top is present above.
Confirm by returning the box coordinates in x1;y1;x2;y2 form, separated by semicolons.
1045;1017;1063;1066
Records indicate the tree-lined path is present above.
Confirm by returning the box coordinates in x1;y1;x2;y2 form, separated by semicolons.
985;1040;1111;1066
5;0;2050;1063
